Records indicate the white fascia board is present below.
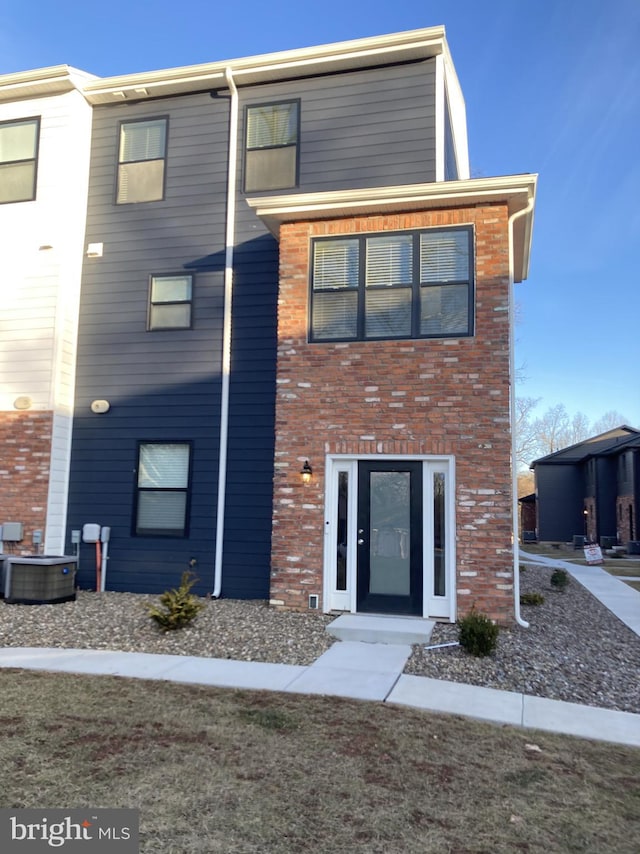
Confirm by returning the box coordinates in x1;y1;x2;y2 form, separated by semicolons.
0;65;96;103
247;174;538;281
82;27;447;104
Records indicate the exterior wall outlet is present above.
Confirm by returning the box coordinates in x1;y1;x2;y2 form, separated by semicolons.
308;594;319;609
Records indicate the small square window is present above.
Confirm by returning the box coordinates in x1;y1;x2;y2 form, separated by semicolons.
117;118;167;204
244;101;299;192
0;117;40;204
148;274;193;330
134;442;191;537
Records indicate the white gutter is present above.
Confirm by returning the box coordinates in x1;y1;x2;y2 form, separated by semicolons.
212;67;238;598
508;195;535;628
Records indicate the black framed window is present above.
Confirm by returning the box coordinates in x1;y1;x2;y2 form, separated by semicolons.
310;227;474;342
244;101;299;192
148;274;193;330
0;117;40;204
134;442;191;537
117;117;167;204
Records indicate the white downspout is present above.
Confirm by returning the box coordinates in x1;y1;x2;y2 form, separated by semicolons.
508;196;535;628
212;67;239;598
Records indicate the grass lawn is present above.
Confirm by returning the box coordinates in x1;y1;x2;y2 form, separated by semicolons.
1;670;639;853
522;543;640;578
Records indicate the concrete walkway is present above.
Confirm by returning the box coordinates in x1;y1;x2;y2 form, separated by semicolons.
520;549;640;636
0;554;638;748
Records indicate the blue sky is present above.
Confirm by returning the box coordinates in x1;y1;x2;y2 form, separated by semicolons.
2;0;638;429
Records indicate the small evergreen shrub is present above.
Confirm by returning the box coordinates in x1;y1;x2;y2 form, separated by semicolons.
520;592;545;606
550;569;569;591
457;608;499;657
148;571;204;632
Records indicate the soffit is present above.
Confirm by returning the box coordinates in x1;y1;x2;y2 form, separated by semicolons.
247;174;538;282
0;66;96;104
82;27;446;104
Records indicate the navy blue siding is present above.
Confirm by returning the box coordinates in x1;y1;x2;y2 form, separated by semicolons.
536;465;585;542
67;59;438;596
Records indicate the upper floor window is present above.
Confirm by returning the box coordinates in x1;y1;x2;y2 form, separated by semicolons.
244;101;299;192
117;117;167;204
310;227;474;342
134;442;191;537
148;274;193;330
0;117;40;204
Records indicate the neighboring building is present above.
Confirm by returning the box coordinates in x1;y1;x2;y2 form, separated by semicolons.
531;426;640;547
0;65;94;553
2;28;537;624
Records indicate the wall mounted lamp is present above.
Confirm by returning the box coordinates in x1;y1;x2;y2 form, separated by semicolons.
300;460;313;484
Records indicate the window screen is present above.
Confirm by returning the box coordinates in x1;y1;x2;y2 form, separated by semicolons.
148;274;193;330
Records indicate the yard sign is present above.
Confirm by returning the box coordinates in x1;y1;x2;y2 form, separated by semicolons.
583;544;604;565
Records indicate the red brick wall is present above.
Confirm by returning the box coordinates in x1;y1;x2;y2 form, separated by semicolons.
616;495;636;544
270;205;515;623
0;411;52;553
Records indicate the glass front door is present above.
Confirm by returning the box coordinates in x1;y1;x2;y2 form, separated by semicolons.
356;461;423;616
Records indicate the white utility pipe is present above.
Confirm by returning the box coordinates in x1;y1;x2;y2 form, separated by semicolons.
508;194;535;628
212;67;239;599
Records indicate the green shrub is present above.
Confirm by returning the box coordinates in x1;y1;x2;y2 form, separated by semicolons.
457;608;499;657
520;592;545;606
550;569;569;591
148;571;204;632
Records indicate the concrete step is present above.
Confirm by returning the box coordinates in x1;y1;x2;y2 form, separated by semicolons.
326;614;436;645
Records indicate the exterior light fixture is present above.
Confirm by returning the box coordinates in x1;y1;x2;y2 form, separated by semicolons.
301;460;313;484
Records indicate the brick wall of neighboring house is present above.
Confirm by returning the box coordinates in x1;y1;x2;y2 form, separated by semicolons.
0;411;52;552
584;498;597;543
270;204;516;624
616;495;636;544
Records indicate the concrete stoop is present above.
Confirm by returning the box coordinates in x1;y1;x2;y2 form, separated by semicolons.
326;614;436;645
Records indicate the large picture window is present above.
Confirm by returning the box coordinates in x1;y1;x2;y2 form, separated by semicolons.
0;117;40;204
134;442;191;537
244;101;299;192
310;227;473;342
117;117;167;204
148;274;193;330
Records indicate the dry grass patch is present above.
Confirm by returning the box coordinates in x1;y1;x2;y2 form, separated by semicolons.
1;670;639;853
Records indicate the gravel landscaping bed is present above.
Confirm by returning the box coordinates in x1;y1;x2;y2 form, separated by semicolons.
0;564;638;714
406;564;640;714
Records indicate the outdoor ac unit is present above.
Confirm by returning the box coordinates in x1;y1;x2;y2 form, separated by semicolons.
4;556;77;605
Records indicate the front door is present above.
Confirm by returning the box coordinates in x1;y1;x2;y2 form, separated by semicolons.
323;455;455;620
356;461;423;616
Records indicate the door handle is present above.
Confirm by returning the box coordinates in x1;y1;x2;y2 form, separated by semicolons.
358;538;365;545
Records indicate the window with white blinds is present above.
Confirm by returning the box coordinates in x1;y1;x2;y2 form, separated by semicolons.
135;442;191;536
0;117;40;204
245;101;299;192
117;118;167;204
310;227;473;341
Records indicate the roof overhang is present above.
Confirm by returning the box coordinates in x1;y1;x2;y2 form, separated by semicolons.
0;65;97;104
247;174;538;282
82;27;448;104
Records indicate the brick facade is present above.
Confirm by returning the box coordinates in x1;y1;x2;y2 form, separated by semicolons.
616;495;636;544
0;411;52;553
270;204;516;624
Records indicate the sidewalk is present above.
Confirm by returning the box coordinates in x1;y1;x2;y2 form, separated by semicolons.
1;551;638;748
1;636;638;747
